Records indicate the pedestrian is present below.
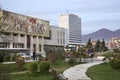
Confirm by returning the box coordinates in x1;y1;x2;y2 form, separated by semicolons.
33;50;36;60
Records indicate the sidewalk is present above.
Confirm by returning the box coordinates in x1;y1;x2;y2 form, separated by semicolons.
2;60;38;64
11;71;29;74
63;58;103;80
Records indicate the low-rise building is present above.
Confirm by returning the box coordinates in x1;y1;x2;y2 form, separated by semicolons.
108;37;120;49
44;26;65;53
0;10;65;57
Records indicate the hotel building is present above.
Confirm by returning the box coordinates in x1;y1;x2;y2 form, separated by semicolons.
58;14;82;47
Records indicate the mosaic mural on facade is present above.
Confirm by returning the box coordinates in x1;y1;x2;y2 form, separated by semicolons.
0;10;50;37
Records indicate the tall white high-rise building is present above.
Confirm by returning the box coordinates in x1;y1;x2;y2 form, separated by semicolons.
58;14;82;46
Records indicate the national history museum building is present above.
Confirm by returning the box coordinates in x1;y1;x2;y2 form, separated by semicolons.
0;10;65;57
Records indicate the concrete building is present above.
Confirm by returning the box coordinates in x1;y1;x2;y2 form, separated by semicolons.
108;37;120;49
58;14;82;47
44;26;65;53
0;10;65;57
91;40;98;47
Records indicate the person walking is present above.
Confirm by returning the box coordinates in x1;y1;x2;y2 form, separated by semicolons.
33;50;36;60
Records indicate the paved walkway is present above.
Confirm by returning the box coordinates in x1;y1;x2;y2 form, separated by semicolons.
11;71;29;74
63;58;103;80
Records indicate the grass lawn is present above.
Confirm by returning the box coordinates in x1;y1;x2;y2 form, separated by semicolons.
9;60;81;80
86;63;120;80
11;73;53;80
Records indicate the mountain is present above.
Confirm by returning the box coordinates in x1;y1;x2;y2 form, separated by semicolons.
82;28;120;43
114;29;120;37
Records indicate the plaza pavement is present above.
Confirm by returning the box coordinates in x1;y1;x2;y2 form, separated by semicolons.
63;58;103;80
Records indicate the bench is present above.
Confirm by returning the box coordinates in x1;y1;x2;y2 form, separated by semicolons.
51;68;68;80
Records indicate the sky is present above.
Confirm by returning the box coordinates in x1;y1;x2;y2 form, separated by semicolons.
0;0;120;35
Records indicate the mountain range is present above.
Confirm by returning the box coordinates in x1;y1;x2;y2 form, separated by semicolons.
82;28;120;43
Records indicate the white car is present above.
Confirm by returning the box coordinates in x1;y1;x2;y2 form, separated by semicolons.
17;53;31;60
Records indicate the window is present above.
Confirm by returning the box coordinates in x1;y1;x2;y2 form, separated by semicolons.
57;31;59;36
58;38;59;44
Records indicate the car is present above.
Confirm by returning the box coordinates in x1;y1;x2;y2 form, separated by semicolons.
17;53;31;60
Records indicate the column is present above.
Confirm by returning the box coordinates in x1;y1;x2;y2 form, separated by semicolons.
30;35;33;53
36;36;39;53
18;34;20;43
24;34;27;49
40;36;46;57
10;33;13;48
18;34;20;48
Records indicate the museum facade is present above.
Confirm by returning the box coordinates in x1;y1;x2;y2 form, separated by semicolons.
0;10;65;56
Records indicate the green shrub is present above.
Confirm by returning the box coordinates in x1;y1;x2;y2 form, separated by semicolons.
4;55;11;62
68;58;74;66
0;53;4;63
113;53;120;59
40;61;50;73
0;64;11;80
29;62;38;73
110;58;120;69
11;54;17;61
102;52;113;60
113;48;120;53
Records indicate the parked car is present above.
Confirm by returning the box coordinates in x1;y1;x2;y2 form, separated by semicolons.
17;53;31;60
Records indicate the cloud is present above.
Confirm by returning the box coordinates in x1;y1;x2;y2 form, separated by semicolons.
1;0;120;34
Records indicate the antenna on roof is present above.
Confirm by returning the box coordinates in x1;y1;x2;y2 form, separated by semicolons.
0;4;2;11
0;4;3;17
67;9;69;14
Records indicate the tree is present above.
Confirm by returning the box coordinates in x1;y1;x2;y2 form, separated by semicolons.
94;39;102;52
94;39;108;52
101;39;108;52
86;38;92;49
78;47;84;63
